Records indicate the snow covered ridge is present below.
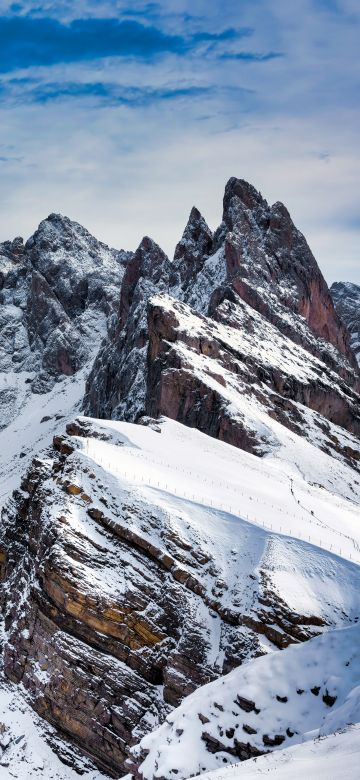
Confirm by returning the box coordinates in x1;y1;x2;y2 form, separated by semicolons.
331;281;360;366
130;624;360;779
143;293;360;468
1;415;359;776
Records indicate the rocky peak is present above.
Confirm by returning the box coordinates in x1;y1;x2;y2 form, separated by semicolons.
213;179;357;369
174;206;213;263
119;236;170;331
172;206;214;295
0;238;27;294
0;236;25;262
223;176;267;216
0;215;129;423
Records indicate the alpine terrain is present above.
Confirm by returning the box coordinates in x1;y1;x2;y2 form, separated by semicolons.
0;178;359;780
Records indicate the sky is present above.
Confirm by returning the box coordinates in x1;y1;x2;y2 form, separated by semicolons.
0;0;359;284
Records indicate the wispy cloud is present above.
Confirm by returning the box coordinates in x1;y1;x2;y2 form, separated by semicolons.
2;79;214;106
0;15;249;72
219;51;282;62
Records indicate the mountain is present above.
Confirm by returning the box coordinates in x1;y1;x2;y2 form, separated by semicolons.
0;178;359;779
0;213;130;426
1;417;359;777
84;179;360;467
331;281;360;366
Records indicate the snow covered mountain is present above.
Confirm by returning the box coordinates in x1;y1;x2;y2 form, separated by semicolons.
0;213;130;428
331;281;360;366
0;178;359;779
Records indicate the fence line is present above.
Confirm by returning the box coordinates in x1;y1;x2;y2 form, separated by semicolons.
81;444;359;564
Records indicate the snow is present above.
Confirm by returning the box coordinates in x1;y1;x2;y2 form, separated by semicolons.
133;623;360;780
79;415;360;567
184;726;360;780
0;366;88;510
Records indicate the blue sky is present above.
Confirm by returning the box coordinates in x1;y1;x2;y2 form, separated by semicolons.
0;0;359;283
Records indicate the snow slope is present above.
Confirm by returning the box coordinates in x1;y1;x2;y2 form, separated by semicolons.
0;366;89;511
81;415;360;567
131;624;360;779
184;726;360;780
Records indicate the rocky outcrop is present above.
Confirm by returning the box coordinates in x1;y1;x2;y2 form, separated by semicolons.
143;295;360;466
85;236;171;421
331;281;360;366
217;179;357;371
172;207;214;295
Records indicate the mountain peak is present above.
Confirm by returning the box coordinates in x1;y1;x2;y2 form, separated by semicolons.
224;174;266;209
174;206;213;265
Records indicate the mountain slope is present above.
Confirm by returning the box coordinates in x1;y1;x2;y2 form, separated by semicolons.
0;213;129;427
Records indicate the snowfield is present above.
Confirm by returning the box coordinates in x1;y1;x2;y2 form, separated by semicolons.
80;415;360;567
184;726;360;780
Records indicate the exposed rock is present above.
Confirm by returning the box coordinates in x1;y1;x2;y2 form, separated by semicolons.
262;733;285;747
85;236;171;421
331;281;360;366
172;207;213;294
144;295;360;464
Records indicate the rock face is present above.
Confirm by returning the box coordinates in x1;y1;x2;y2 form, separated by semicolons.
218;180;353;362
144;295;360;463
84;236;171;422
0;214;129;417
84;179;360;466
331;281;360;366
